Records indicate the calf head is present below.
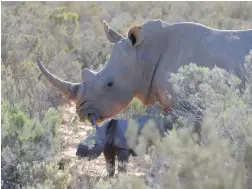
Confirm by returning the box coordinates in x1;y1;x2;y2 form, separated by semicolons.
36;21;144;123
76;134;104;160
76;119;116;159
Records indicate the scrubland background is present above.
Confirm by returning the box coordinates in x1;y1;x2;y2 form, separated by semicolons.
1;1;252;189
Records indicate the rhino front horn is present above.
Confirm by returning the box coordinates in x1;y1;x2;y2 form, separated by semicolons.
36;59;80;102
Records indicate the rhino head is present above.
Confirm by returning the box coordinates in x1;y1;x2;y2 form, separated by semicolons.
37;20;163;123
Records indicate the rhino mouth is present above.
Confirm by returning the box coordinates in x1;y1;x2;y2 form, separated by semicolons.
78;108;101;122
77;101;102;122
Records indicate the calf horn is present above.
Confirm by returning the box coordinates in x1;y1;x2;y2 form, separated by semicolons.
36;59;80;102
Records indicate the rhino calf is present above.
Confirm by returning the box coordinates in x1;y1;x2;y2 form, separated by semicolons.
76;115;172;177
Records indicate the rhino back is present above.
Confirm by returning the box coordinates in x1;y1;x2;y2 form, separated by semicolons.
160;22;252;74
151;22;252;107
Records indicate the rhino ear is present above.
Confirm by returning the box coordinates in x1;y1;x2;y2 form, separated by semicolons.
128;25;143;47
103;20;124;43
82;68;97;83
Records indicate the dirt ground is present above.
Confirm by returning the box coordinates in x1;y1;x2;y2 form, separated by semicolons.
57;103;151;179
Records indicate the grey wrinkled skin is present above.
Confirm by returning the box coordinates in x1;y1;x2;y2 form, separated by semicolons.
76;119;113;160
36;19;252;123
76;115;173;177
76;135;104;160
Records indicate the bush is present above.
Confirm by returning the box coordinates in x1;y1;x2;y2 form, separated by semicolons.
1;100;61;188
121;54;252;189
16;161;71;189
116;98;147;119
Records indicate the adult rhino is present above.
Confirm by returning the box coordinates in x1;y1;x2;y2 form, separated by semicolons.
36;19;252;123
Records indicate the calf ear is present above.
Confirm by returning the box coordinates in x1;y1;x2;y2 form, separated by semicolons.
128;25;143;47
103;20;124;43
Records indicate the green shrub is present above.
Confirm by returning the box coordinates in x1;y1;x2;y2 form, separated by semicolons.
1;100;61;188
16;161;71;189
121;54;252;189
16;158;106;189
116;98;147;119
46;6;79;50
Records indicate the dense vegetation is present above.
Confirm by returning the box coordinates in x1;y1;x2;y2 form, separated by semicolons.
1;2;252;189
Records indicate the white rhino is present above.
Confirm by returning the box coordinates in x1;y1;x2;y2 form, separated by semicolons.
36;19;252;123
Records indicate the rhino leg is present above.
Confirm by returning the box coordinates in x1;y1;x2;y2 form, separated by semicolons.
104;144;116;177
117;149;130;173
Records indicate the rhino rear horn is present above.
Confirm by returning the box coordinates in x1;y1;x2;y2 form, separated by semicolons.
36;59;80;102
82;68;97;83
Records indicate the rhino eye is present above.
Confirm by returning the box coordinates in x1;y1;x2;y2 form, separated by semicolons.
107;82;113;87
